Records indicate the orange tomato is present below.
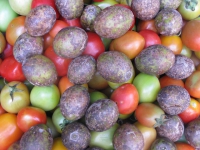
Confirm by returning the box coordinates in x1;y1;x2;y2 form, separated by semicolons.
6;16;26;46
0;113;23;150
109;30;145;59
52;137;68;150
49;20;69;38
58;76;74;94
159;75;184;88
175;142;195;150
160;35;183;54
0;32;6;53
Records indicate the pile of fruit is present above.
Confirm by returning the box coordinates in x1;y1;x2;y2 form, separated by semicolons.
0;0;200;149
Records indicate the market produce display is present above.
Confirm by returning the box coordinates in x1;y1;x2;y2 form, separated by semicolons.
0;0;200;150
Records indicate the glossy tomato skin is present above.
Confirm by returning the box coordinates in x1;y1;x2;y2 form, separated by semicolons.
110;83;139;115
137;19;158;33
178;98;200;124
0;32;6;54
1;43;13;59
0;113;23;150
52;137;68;150
43;33;54;50
175;142;195;150
0;56;26;82
82;32;105;60
61;17;82;28
139;29;161;48
159;75;184;88
44;46;72;77
181;20;200;51
17;106;47;132
31;0;60;19
58;76;74;94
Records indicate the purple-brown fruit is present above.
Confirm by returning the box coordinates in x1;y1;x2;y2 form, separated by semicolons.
85;99;119;132
53;26;88;59
22;55;57;86
60;85;90;121
97;51;134;83
150;137;176;150
55;0;84;20
94;5;134;39
67;55;96;85
160;0;182;9
25;5;56;36
155;115;184;142
166;54;195;79
155;8;183;36
157;85;190;115
62;122;90;150
113;123;144;150
13;32;43;63
185;118;200;149
135;44;175;76
80;5;101;32
20;124;53;150
131;0;160;21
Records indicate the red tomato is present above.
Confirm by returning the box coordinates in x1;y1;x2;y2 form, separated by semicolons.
0;104;6;115
159;75;184;88
181;20;200;51
0;56;26;82
178;98;200;124
82;32;105;60
1;43;13;59
137;19;158;33
49;20;69;38
43;33;54;50
175;142;195;150
61;17;82;28
139;29;161;48
44;46;72;77
31;0;60;19
110;83;139;115
17;106;47;132
0;113;23;150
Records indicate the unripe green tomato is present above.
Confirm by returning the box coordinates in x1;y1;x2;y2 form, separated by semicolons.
133;73;160;103
9;0;32;16
93;0;118;9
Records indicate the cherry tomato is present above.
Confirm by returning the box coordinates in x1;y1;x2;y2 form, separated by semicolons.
82;32;105;60
109;30;145;59
0;56;26;82
159;75;184;89
160;35;183;54
175;142;195;150
44;46;72;77
58;76;74;95
110;83;139;115
139;29;161;48
1;43;13;59
17;106;47;132
31;0;60;19
61;17;82;28
0;113;23;150
49;20;69;38
0;32;6;54
52;137;68;150
6;16;26;46
178;98;200;124
137;19;158;33
43;33;54;50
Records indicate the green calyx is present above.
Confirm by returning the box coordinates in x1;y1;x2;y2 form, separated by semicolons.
154;114;169;128
184;0;198;11
9;83;23;101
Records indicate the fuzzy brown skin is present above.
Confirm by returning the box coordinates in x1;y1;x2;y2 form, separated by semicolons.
85;99;119;132
94;5;134;39
156;115;184;142
131;0;160;21
13;32;43;63
25;5;56;36
8;141;20;150
185;118;200;149
20;124;53;150
55;0;84;20
62;122;90;150
60;85;90;121
80;5;101;32
157;85;190;115
160;0;182;9
67;55;96;85
155;8;183;36
150;137;176;150
166;55;195;79
97;51;134;83
135;44;175;76
53;26;88;59
22;55;57;86
113;123;144;150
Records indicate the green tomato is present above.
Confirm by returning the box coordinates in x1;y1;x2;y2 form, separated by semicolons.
180;45;192;58
90;91;108;103
52;107;72;133
9;0;32;16
30;84;60;111
89;123;119;150
0;0;18;32
46;117;60;138
93;0;118;9
119;113;133;119
133;73;160;103
178;0;200;20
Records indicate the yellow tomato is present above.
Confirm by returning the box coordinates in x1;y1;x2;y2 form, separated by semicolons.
52;137;68;150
